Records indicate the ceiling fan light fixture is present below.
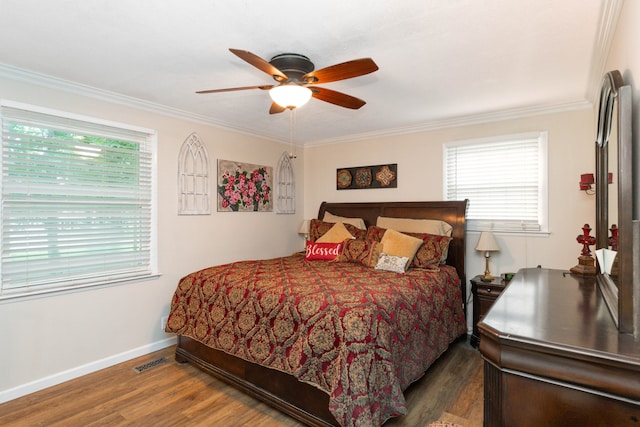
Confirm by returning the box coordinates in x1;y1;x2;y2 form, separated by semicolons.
269;85;312;109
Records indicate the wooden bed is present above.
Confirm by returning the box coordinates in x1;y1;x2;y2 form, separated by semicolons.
171;200;468;426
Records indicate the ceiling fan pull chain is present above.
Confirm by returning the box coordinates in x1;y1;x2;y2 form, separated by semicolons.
289;108;297;159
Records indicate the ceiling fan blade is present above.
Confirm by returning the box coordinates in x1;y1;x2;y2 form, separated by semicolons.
310;87;366;109
303;58;378;84
196;85;273;94
269;103;287;114
229;48;288;81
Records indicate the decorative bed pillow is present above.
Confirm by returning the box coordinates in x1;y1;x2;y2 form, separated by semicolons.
309;219;365;242
376;216;453;262
366;224;422;243
375;253;410;273
316;222;355;243
376;216;453;236
337;239;383;268
365;225;388;243
305;241;344;260
411;234;452;269
367;226;452;268
323;211;367;230
379;229;423;262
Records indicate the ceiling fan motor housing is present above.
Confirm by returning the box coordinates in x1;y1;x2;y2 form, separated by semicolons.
269;53;314;82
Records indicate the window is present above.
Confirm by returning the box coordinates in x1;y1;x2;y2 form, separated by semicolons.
275;151;295;214
0;102;157;299
178;132;210;215
443;132;548;233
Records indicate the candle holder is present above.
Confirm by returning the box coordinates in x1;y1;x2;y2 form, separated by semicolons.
570;223;596;276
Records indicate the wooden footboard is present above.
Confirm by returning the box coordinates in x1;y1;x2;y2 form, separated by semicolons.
176;336;338;427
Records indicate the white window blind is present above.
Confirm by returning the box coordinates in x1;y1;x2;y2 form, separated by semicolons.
444;132;548;233
1;104;157;299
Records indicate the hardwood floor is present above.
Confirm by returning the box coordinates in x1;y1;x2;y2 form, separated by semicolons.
0;338;483;427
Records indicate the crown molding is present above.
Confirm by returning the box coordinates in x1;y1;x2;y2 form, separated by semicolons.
585;0;624;103
305;100;592;147
0;62;593;148
310;0;622;148
0;63;281;143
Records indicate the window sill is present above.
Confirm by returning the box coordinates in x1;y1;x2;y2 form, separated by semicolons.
467;228;551;237
0;273;162;304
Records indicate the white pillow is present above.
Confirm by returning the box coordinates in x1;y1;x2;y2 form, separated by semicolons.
323;211;366;230
376;216;453;236
375;253;410;273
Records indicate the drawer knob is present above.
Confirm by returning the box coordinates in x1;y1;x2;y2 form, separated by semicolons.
487;288;492;293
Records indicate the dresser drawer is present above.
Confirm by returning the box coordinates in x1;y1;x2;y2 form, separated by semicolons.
476;284;504;299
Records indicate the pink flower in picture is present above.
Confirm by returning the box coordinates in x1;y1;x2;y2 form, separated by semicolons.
217;160;273;212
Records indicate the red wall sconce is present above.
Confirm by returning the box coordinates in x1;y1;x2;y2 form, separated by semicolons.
579;172;612;194
579;173;595;191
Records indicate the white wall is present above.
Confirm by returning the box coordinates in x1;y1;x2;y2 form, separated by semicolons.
0;75;304;402
303;108;596;323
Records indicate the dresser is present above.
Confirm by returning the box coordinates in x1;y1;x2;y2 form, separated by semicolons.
478;268;640;426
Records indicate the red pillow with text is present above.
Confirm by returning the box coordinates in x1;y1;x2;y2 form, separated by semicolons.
304;240;344;261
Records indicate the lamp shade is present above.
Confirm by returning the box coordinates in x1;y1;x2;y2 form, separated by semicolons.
269;85;312;109
298;219;310;235
475;231;500;252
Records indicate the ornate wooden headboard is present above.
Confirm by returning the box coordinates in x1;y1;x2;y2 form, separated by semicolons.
317;200;469;287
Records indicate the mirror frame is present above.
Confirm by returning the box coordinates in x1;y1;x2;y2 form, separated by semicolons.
595;70;634;333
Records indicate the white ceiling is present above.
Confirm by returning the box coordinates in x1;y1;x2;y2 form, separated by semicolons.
0;0;617;145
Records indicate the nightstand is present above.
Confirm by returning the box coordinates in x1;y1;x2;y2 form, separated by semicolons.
470;275;508;348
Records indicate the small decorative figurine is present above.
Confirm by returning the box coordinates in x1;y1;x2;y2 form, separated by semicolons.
570;223;596;275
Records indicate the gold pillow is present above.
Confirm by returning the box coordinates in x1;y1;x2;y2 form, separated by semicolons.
379;229;423;261
316;222;355;243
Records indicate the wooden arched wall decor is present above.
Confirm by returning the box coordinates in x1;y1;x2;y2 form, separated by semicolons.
178;132;211;215
275;151;295;214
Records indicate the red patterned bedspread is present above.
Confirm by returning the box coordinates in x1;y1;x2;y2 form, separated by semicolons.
166;254;465;427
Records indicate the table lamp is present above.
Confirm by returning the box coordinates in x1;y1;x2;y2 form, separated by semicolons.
475;231;500;282
298;219;310;240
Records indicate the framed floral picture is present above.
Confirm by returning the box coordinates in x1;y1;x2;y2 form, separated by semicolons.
217;159;273;212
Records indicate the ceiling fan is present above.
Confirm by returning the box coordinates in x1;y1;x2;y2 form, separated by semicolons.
196;48;379;114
